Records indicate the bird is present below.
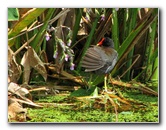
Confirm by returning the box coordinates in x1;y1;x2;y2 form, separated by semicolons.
81;37;118;92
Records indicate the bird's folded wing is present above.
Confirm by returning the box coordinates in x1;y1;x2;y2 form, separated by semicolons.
81;48;105;72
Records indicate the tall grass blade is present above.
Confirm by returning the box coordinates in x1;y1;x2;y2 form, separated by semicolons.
30;9;56;52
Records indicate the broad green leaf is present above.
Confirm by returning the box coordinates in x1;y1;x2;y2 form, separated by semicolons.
8;8;19;21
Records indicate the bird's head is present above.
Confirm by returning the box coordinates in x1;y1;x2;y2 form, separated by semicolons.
97;37;114;48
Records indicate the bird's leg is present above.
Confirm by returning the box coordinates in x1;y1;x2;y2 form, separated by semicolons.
104;74;115;94
108;74;116;94
104;74;108;92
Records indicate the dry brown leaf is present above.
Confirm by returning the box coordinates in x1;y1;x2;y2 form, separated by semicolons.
8;98;27;122
21;46;47;83
8;82;29;97
8;82;42;120
8;46;22;83
10;98;42;107
21;48;31;83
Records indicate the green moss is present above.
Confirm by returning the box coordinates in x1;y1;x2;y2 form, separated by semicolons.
116;105;158;122
28;106;113;122
27;89;158;122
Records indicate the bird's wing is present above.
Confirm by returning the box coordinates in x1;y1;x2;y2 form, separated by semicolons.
81;47;105;72
93;46;118;73
95;46;118;63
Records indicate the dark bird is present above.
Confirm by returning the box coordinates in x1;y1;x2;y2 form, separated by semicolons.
81;37;118;91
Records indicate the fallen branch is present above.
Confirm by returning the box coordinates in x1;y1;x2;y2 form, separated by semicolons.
36;102;76;108
110;79;158;96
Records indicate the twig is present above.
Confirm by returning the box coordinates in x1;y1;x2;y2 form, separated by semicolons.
13;34;36;56
49;8;71;24
107;96;118;122
8;22;42;41
119;54;140;78
110;79;158;96
36;102;76;107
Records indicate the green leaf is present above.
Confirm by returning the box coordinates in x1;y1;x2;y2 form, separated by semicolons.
117;23;144;60
91;87;98;97
112;8;119;50
30;8;56;52
150;48;158;64
8;8;19;21
77;11;101;71
8;8;46;46
71;9;82;47
70;86;96;97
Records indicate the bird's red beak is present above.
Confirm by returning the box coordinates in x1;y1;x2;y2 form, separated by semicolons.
97;38;105;46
